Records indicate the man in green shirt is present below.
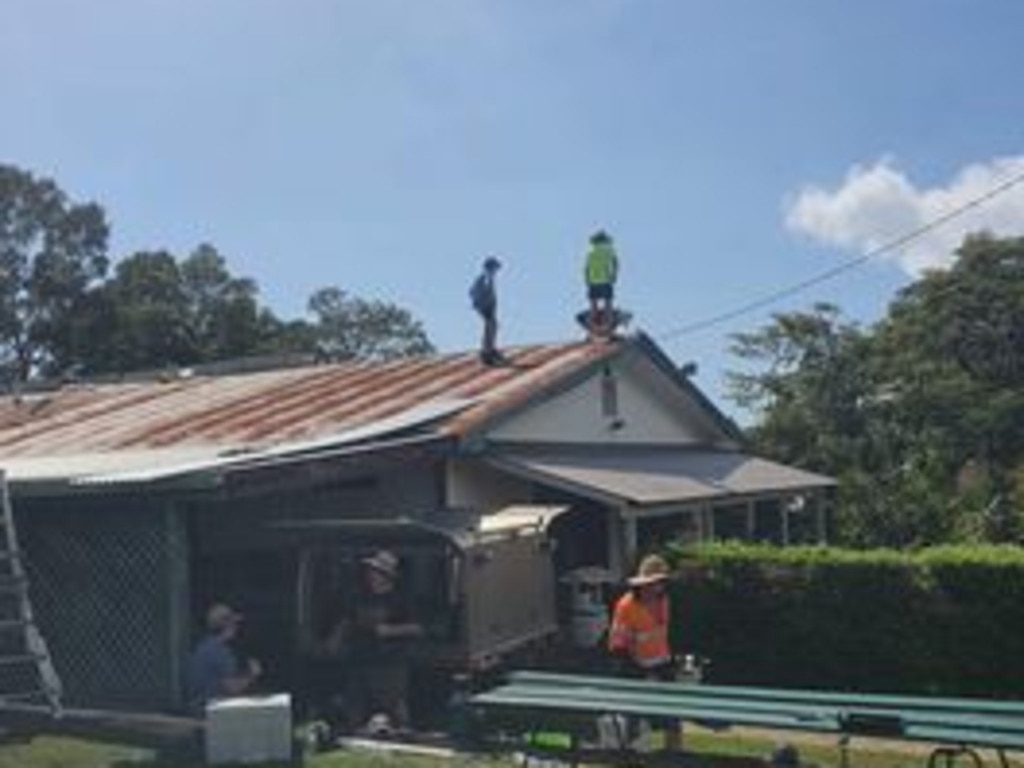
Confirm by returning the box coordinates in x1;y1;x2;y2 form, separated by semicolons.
584;230;620;335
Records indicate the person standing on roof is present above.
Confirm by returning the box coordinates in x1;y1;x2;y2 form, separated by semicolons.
469;256;505;366
584;230;619;333
608;554;682;750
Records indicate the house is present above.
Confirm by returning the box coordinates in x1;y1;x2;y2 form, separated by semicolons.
0;333;833;712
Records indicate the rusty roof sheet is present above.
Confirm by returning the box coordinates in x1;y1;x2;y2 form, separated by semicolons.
0;341;617;462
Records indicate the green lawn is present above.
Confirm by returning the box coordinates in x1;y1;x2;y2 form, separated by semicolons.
0;729;1020;768
0;734;466;768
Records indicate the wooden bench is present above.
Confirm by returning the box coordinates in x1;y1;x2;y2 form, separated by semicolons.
470;671;1024;768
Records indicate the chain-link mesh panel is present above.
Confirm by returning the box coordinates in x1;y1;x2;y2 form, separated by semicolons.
16;497;176;711
0;584;42;703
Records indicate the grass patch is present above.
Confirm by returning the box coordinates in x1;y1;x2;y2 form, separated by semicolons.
685;727;1024;768
0;735;155;768
1;731;1022;768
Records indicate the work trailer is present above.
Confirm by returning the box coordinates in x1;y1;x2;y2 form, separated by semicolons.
193;505;567;726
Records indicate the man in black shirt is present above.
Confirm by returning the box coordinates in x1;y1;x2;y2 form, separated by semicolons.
345;550;423;732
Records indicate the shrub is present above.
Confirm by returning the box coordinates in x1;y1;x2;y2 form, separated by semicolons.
666;543;1024;697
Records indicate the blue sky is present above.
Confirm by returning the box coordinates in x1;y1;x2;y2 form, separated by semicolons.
3;1;1024;417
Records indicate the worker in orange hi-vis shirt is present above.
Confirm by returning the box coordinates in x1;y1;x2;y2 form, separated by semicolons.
607;554;682;750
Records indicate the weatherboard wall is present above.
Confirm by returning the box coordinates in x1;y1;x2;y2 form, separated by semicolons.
486;353;732;447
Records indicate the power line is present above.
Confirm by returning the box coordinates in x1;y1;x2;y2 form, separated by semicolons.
656;164;1024;341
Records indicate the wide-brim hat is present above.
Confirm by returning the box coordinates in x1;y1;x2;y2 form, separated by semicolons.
362;549;400;580
627;554;671;587
206;603;243;632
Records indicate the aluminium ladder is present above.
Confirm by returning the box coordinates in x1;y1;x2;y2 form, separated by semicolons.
0;469;62;718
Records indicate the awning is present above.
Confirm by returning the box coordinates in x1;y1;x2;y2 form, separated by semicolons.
270;504;570;550
487;447;835;507
475;504;570;537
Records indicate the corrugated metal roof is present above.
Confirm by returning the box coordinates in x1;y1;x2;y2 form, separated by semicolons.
0;342;616;483
489;447;836;507
0;447;224;483
70;399;475;486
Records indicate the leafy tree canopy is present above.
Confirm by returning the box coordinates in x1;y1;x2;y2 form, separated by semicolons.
308;286;434;362
0;164;109;380
728;234;1024;547
0;163;435;379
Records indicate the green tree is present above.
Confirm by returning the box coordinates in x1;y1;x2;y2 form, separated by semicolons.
727;302;871;474
0;164;109;380
307;286;434;361
255;312;318;356
871;234;1024;543
728;235;1024;547
73;255;434;373
1;166;435;376
89;251;195;372
75;247;277;373
180;243;263;360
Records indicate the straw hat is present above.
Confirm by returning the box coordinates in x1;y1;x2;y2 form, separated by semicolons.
627;554;671;587
362;549;400;580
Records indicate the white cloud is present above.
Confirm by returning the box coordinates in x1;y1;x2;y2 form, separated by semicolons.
785;156;1024;275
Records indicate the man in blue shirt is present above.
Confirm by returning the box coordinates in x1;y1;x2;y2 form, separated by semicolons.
469;256;505;366
185;603;262;715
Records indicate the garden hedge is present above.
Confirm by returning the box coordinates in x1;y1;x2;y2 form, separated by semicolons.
666;543;1024;698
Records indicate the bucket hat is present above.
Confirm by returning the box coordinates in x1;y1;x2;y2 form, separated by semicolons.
362;549;400;580
627;554;670;587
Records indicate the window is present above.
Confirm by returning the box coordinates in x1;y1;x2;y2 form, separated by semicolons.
712;503;750;541
637;510;701;552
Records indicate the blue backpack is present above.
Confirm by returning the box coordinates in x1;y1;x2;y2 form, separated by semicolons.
469;275;491;310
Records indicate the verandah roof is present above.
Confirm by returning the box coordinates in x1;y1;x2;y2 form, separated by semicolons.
487;446;835;508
